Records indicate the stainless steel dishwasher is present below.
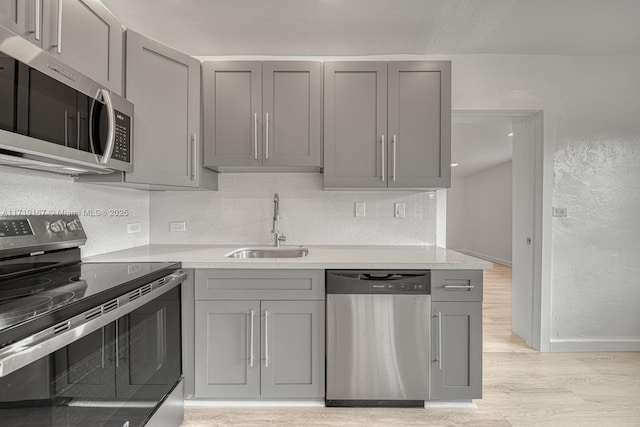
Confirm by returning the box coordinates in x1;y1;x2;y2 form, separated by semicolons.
326;270;431;407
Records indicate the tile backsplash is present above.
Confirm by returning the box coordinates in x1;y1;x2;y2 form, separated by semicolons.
150;173;437;246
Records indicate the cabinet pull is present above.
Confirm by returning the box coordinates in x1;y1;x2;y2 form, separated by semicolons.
392;134;397;181
54;0;63;54
34;0;41;41
381;134;386;182
254;113;258;160
444;284;475;290
249;309;254;368
264;310;269;368
190;134;197;181
437;312;443;369
265;113;269;160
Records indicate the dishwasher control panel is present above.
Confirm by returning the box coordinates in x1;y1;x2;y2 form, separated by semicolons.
326;270;430;294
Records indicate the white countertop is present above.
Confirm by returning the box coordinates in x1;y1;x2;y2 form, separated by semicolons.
85;244;493;270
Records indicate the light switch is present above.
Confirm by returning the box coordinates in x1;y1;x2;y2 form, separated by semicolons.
394;203;406;218
355;202;366;217
127;222;141;234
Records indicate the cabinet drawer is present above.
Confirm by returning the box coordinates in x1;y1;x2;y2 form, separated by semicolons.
431;270;483;302
195;269;325;300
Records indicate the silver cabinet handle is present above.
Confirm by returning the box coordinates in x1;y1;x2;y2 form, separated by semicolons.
265;113;269;160
54;0;63;54
190;134;197;181
437;312;443;369
264;310;269;368
444;285;476;289
249;309;255;368
32;0;41;41
254;113;258;160
381;134;386;182
392;134;397;181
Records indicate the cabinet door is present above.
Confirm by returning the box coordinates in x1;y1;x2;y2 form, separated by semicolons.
203;61;262;167
262;61;321;167
116;299;182;399
43;0;123;94
53;326;116;398
0;0;40;45
324;62;387;189
387;61;451;189
431;302;482;400
125;30;202;188
194;300;260;398
260;300;325;398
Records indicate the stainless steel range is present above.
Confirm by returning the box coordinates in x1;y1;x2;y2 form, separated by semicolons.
0;215;186;427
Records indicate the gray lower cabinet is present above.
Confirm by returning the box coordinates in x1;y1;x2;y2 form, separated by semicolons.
324;61;451;190
430;270;483;400
203;61;322;171
194;299;325;398
78;30;217;190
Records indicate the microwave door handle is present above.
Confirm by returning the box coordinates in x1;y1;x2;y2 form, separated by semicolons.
97;89;116;165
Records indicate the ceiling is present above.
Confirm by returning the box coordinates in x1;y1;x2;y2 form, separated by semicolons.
451;115;513;178
100;0;640;56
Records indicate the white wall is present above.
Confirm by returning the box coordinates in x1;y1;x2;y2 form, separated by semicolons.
149;173;436;246
445;54;640;350
447;162;512;266
0;167;150;257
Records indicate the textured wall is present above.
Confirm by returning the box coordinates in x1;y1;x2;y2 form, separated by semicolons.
0;166;150;257
447;162;512;265
149;173;436;246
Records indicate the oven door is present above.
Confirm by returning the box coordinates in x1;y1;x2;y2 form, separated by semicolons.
0;286;181;427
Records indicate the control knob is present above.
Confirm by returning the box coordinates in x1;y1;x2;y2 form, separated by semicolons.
48;220;67;233
66;219;83;231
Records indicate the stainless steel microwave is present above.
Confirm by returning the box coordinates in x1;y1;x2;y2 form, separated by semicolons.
0;25;132;175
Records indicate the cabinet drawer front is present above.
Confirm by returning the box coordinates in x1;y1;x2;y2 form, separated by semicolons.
431;270;483;302
195;269;325;300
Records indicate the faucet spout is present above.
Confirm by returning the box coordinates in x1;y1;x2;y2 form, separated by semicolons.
271;193;286;247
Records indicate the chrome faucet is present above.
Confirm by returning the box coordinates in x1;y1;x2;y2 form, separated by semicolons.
272;193;286;247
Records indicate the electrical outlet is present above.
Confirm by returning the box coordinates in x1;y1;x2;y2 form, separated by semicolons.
394;203;406;218
169;221;186;232
355;202;366;217
126;222;141;234
552;207;568;217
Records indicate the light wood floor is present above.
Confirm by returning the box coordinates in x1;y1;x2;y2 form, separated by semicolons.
183;265;640;426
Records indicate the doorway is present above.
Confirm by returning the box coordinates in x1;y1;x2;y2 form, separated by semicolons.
439;110;545;351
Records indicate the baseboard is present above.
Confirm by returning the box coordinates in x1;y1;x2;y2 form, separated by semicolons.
457;250;512;267
549;339;640;352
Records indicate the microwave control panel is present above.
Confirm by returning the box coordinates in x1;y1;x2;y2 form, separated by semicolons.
112;110;131;163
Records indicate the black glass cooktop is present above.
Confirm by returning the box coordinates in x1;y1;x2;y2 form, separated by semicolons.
0;261;180;347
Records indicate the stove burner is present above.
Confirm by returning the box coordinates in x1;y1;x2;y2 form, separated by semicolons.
0;291;77;331
0;278;52;300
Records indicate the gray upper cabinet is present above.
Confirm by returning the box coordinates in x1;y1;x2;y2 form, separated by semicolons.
387;61;451;188
203;61;322;171
0;1;39;44
78;31;217;190
323;62;387;189
1;0;123;94
324;61;451;190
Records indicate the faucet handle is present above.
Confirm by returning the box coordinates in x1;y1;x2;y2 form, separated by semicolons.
278;234;286;242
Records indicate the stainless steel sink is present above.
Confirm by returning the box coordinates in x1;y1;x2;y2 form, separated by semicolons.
225;247;309;259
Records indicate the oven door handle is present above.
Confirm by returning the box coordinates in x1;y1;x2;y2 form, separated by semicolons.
0;270;187;378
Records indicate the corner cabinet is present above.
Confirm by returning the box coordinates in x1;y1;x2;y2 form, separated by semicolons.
78;30;218;190
430;270;483;400
1;0;123;94
323;61;451;190
203;61;322;171
192;270;325;399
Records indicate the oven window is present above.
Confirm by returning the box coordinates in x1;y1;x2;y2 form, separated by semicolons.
0;287;181;427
